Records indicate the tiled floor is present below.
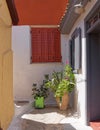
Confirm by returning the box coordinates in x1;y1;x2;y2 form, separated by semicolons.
8;103;93;130
21;106;93;130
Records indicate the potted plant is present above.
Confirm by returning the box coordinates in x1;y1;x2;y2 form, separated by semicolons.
45;64;75;110
32;75;49;109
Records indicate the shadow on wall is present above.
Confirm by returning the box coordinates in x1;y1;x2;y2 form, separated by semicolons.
73;87;81;118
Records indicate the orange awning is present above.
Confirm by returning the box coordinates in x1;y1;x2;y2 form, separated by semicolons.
14;0;69;25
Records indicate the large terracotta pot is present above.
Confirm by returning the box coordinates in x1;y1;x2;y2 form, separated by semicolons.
56;92;69;110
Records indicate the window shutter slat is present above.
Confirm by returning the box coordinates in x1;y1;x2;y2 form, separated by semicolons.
41;29;48;62
31;28;42;62
48;28;55;62
54;29;61;62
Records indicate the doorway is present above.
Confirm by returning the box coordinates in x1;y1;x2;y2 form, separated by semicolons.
87;31;100;122
85;1;100;123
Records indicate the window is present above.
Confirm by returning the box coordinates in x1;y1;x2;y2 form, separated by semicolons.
69;39;75;69
69;28;81;73
87;9;100;30
31;28;61;63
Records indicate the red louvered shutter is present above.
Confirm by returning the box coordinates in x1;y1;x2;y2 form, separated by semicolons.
48;28;55;62
31;28;61;63
54;29;61;62
31;28;42;62
41;28;48;62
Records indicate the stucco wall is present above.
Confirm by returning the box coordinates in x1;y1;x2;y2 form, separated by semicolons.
61;0;97;125
12;26;64;105
0;0;14;130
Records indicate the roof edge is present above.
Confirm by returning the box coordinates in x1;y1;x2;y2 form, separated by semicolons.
60;0;89;34
6;0;19;25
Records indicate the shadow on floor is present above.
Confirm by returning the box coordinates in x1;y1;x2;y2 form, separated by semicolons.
30;106;75;117
22;119;77;130
21;106;77;130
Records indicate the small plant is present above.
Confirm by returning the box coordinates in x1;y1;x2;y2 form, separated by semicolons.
45;71;63;94
32;75;49;108
55;64;75;97
32;82;49;99
45;64;75;97
45;64;76;110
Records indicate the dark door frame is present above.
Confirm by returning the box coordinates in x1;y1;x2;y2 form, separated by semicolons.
85;0;100;124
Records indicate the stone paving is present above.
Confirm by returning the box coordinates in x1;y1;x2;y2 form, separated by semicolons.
8;104;93;130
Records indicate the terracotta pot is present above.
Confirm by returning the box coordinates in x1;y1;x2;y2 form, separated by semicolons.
56;92;69;110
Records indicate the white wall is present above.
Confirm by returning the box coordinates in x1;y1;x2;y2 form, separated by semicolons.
12;26;64;105
12;0;97;123
61;34;69;65
61;0;97;125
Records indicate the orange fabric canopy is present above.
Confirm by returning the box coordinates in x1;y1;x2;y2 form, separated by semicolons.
14;0;68;25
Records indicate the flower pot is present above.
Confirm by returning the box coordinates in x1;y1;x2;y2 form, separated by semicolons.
34;97;44;109
56;92;69;110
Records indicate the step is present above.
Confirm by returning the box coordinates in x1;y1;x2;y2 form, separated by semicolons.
14;100;33;116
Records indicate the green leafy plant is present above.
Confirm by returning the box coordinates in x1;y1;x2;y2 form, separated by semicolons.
45;64;75;98
32;75;49;99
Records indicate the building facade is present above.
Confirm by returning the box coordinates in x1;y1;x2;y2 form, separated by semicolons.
0;0;18;129
12;0;100;126
60;0;100;125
